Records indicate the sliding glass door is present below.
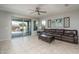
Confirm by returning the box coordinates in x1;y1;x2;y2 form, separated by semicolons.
11;17;31;38
23;19;31;37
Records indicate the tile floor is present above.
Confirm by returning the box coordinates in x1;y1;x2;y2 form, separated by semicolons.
0;36;79;54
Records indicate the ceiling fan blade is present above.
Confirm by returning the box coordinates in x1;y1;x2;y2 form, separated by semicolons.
38;12;40;15
36;7;41;11
39;11;47;13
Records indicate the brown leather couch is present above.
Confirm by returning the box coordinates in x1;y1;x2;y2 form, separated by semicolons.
37;29;78;44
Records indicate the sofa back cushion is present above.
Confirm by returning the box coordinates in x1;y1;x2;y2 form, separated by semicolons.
55;29;64;35
64;30;78;37
44;29;78;37
44;29;50;33
50;29;56;34
44;29;56;34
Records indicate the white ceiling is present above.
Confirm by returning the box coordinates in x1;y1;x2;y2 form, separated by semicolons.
0;4;79;19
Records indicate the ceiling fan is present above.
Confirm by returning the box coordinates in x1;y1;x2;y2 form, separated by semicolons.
29;7;47;15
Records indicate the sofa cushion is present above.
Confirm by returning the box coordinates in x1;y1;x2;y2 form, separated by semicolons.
55;29;64;35
44;29;56;34
64;30;76;37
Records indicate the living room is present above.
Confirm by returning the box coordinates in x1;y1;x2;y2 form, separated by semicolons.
0;4;79;54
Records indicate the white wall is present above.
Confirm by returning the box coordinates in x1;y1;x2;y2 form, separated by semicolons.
50;11;79;30
0;10;38;41
40;10;79;36
0;11;11;41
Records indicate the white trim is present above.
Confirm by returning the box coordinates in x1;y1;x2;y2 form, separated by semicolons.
0;39;11;42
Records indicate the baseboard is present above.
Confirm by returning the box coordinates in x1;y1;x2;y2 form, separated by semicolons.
0;39;10;42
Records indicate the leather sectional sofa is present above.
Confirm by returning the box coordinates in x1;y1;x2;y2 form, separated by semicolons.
37;29;78;44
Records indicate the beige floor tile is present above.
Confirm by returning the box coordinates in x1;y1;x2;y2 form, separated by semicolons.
0;36;79;54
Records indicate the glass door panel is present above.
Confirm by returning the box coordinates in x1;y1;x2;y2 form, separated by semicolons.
23;19;31;36
12;20;23;38
11;17;31;38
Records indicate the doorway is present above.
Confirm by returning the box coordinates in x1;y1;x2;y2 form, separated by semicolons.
11;17;31;38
